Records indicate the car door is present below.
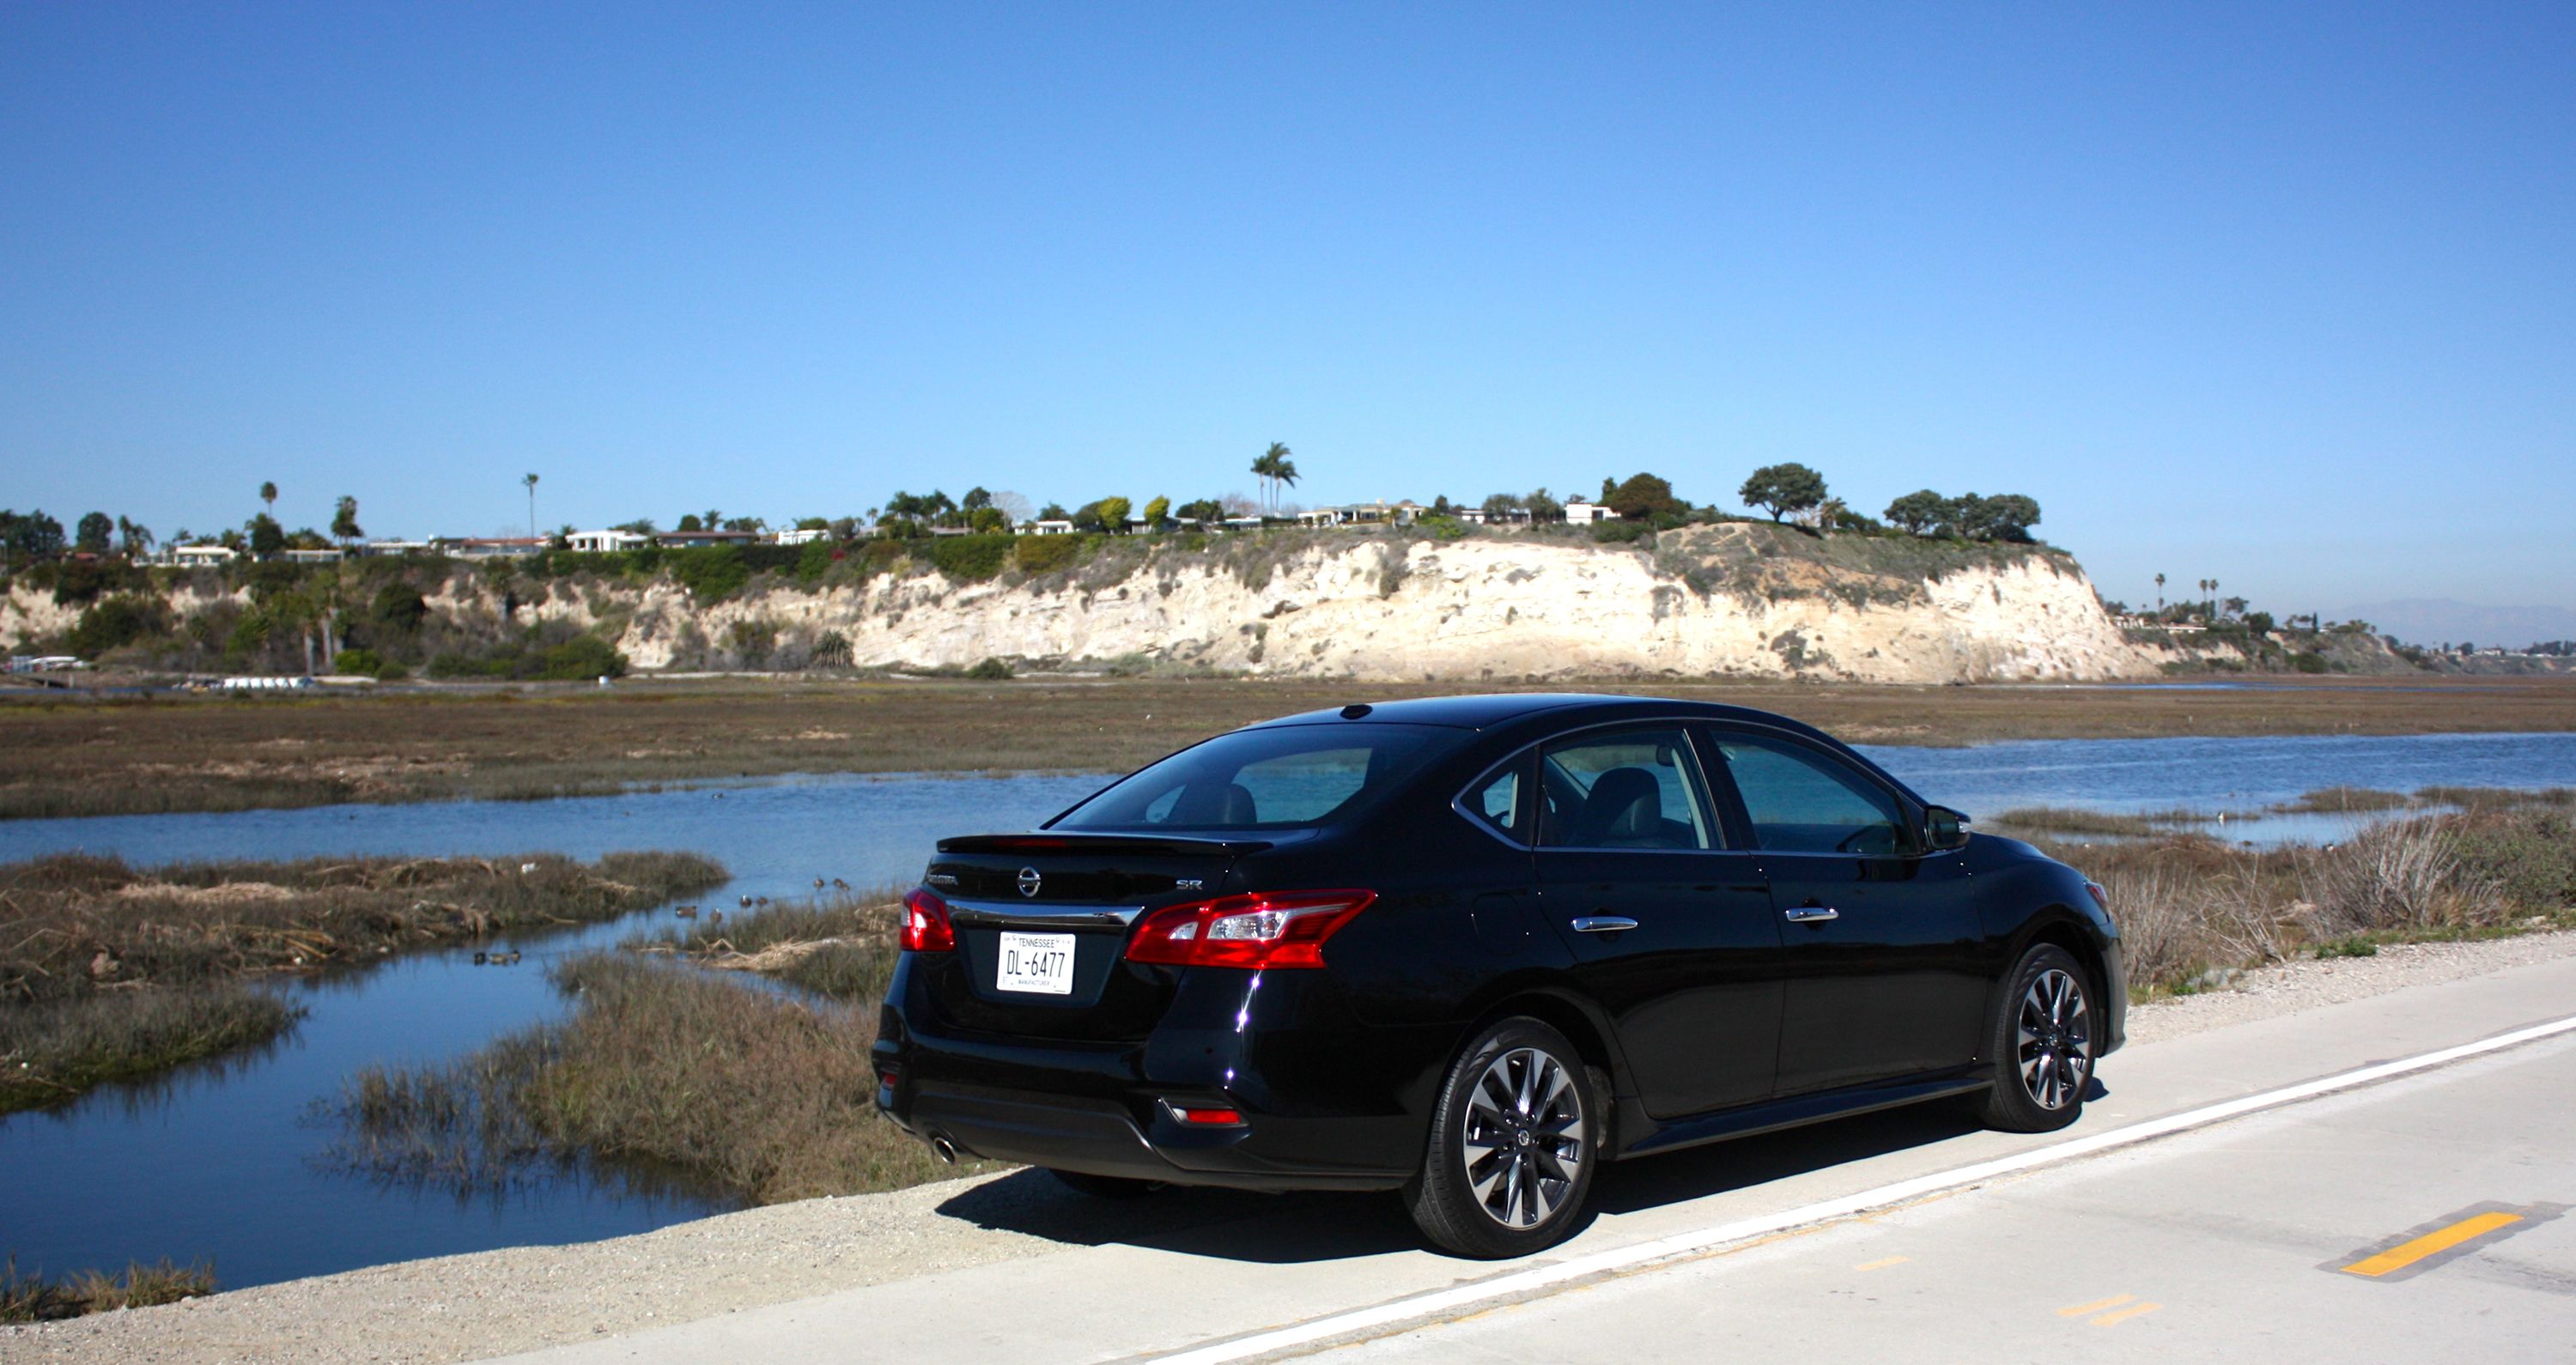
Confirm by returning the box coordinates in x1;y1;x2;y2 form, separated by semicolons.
1531;725;1783;1119
1703;725;1986;1095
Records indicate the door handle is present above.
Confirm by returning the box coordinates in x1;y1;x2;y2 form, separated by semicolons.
1571;916;1639;934
1783;906;1839;924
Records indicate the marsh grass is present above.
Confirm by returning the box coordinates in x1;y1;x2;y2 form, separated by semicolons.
2270;785;2411;814
0;986;300;1113
318;952;984;1205
0;1255;216;1322
9;676;2576;821
2038;807;2574;998
0;850;726;1112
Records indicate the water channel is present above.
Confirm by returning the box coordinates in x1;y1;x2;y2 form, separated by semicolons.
3;731;2570;1289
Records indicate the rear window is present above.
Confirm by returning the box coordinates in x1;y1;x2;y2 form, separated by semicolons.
1052;723;1466;830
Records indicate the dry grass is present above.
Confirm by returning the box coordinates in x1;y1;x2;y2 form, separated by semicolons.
2037;807;2573;996
0;851;726;1113
635;892;903;1003
0;1255;215;1322
317;952;983;1205
6;674;2576;819
2270;785;2411;814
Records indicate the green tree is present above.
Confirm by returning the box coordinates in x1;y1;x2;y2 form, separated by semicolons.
259;481;278;515
1522;487;1564;523
116;516;155;557
963;487;993;511
1142;495;1171;529
246;513;287;559
676;513;705;531
1175;498;1224;524
0;509;68;567
967;507;1008;533
75;511;113;554
1038;502;1071;521
1603;473;1684;523
331;494;363;546
1097;495;1133;531
1884;489;1952;536
1957;493;2040;543
1739;464;1827;522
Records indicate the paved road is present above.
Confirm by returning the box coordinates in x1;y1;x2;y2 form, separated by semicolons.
500;953;2576;1365
1351;1034;2576;1362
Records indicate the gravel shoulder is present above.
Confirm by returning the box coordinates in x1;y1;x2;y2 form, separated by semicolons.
10;928;2574;1365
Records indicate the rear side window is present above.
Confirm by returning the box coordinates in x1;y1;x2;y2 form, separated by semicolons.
1464;764;1524;840
1713;733;1908;855
1534;729;1718;851
1054;723;1465;830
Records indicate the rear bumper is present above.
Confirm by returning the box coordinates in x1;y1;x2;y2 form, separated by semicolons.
885;1078;1408;1192
873;957;1431;1192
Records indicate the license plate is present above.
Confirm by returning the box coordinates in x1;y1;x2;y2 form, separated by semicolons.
995;931;1076;995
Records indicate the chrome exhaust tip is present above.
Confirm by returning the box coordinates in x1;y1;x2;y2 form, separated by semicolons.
930;1134;958;1165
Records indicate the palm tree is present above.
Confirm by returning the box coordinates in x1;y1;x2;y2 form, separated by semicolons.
259;481;278;515
1252;442;1295;514
523;473;540;538
2154;573;2166;610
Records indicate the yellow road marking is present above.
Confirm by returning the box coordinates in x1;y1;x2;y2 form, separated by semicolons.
1854;1257;1910;1271
2341;1211;2524;1277
2057;1294;2135;1318
2091;1301;2163;1326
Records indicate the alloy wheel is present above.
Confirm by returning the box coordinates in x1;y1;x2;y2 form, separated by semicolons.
2016;967;2093;1109
1460;1046;1586;1228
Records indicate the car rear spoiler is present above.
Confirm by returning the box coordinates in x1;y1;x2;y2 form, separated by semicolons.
935;832;1278;858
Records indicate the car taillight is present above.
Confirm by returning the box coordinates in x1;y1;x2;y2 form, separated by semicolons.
1126;889;1376;970
902;888;957;953
1165;1103;1245;1126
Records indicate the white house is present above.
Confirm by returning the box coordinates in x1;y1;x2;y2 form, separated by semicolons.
166;543;239;566
772;527;830;546
1564;500;1619;525
358;540;435;557
284;547;346;563
1020;519;1076;536
1219;516;1264;532
568;529;652;553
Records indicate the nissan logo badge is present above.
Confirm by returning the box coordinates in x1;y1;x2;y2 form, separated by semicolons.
1017;866;1042;898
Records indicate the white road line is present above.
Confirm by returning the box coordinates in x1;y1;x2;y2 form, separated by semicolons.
1147;1013;2576;1365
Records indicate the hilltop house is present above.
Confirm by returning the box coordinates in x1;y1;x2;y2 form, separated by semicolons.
656;528;762;550
568;529;652;553
164;543;239;566
772;527;830;545
1563;500;1619;525
1020;519;1076;536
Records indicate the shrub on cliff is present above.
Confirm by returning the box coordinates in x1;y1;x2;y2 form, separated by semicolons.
1014;534;1082;576
670;546;750;604
929;534;1012;582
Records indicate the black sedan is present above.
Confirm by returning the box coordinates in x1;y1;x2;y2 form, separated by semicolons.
875;694;2123;1257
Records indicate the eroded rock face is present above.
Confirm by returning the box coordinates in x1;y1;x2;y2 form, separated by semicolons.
2;527;2176;682
602;527;2162;682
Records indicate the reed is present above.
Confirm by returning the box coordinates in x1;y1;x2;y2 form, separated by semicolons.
0;1255;216;1322
317;953;981;1205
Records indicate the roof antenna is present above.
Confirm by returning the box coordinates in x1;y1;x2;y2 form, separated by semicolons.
1340;703;1373;719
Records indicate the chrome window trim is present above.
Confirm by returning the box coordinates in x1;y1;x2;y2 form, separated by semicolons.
942;898;1148;931
1449;716;1741;853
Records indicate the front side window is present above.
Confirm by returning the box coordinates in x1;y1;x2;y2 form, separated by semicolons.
1713;732;1907;855
1054;723;1465;830
1534;728;1717;850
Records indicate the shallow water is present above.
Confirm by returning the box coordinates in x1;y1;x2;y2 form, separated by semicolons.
2;732;2570;1289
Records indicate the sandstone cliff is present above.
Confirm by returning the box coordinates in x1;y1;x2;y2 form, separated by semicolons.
598;525;2160;683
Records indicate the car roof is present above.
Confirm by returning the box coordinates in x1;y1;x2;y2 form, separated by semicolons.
1245;692;1931;808
1248;692;1803;734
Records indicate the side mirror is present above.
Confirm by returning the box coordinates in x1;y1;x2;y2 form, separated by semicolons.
1924;805;1971;852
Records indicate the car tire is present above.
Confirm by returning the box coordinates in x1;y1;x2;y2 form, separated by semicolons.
1403;1017;1601;1259
1047;1168;1163;1198
1971;943;2098;1133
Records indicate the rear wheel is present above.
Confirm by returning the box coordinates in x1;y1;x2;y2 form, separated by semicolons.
1971;944;2097;1132
1404;1018;1600;1258
1047;1169;1162;1198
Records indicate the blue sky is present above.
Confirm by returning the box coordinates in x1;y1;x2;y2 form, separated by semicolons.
3;3;2568;621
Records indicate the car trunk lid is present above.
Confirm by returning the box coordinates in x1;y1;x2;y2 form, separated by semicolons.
917;832;1265;1040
